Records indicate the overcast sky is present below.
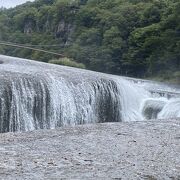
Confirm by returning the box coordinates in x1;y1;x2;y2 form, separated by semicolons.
0;0;34;8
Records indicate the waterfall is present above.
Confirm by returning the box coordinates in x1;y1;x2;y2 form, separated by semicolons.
0;55;180;133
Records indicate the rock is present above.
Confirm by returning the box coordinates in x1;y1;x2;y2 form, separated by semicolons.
0;120;179;179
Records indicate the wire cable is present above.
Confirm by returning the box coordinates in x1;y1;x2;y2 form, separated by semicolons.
0;41;65;57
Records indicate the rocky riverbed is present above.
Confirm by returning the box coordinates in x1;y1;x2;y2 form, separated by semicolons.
0;120;180;180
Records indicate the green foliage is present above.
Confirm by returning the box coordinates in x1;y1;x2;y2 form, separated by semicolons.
173;71;180;84
48;57;86;69
0;0;179;81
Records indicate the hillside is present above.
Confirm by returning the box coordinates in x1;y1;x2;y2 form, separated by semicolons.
0;0;180;81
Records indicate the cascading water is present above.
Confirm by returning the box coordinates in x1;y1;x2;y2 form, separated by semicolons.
0;55;179;133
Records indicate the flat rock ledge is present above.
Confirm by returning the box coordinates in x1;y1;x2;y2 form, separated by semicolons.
0;120;180;180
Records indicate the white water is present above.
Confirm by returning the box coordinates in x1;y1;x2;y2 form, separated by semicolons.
0;55;179;133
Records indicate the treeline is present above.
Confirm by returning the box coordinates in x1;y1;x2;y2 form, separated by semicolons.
0;0;179;81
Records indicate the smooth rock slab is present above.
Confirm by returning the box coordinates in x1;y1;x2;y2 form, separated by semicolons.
0;120;180;180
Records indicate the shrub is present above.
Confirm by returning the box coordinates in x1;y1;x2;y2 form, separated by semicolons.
48;57;86;69
173;71;180;84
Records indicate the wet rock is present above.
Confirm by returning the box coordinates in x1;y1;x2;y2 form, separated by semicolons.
0;120;179;179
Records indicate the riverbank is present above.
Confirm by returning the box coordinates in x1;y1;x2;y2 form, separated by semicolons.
0;120;179;179
148;71;180;85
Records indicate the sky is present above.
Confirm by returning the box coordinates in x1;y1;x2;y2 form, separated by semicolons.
0;0;34;8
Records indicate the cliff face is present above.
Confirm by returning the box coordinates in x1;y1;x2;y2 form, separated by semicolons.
55;20;75;44
22;13;76;46
24;21;33;34
0;120;179;179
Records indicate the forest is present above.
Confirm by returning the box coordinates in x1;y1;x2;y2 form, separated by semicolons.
0;0;179;83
